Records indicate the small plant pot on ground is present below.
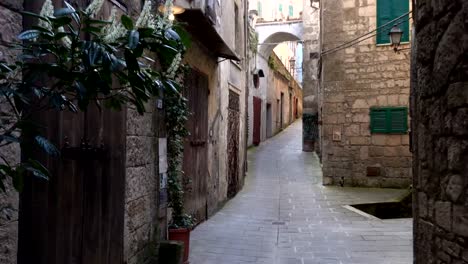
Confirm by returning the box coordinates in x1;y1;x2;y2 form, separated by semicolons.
168;228;191;264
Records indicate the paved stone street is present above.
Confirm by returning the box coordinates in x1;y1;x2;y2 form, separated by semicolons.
189;120;413;264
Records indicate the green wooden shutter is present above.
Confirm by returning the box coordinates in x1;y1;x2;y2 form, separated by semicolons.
389;108;408;133
370;109;388;133
370;107;408;134
279;4;283;12
289;5;293;17
376;0;410;44
257;1;262;17
393;0;410;42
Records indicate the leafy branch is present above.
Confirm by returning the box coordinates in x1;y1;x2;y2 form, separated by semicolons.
0;0;188;192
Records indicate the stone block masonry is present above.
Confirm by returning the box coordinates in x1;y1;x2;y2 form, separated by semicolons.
412;0;468;263
124;101;166;264
0;1;23;263
319;0;412;188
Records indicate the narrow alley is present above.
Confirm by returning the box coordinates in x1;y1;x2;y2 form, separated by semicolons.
190;120;412;264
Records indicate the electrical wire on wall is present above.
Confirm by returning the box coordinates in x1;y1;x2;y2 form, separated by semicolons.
321;11;412;56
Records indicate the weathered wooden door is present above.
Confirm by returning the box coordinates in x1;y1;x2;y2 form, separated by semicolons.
18;1;126;263
253;96;262;146
227;91;240;198
18;108;126;264
183;69;209;222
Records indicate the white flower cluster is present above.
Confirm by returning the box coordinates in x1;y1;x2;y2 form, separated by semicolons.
38;0;72;47
85;0;104;18
38;0;54;30
165;52;182;79
58;27;72;48
103;7;127;43
162;0;174;28
136;0;156;29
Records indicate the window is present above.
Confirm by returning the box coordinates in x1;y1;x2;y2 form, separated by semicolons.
376;0;409;45
370;107;408;134
288;5;293;17
257;1;262;17
279;4;283;13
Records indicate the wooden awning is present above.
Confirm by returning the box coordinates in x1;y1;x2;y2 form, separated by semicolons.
176;9;241;61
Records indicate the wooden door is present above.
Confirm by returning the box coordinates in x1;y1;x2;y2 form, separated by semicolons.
266;103;272;138
18;106;126;264
227;91;240;198
289;93;293;124
18;1;126;263
182;69;209;222
253;96;262;146
280;93;284;128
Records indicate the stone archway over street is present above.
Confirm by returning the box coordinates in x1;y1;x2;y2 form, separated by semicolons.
256;20;303;58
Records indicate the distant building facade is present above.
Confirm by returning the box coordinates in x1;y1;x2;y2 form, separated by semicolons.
251;0;302;22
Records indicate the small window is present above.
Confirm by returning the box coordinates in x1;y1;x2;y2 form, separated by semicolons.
376;0;410;45
288;5;293;17
257;1;262;17
370;107;408;134
279;4;283;12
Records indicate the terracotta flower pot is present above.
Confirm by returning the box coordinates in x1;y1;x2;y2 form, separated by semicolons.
168;228;191;264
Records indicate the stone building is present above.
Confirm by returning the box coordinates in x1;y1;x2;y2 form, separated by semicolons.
247;51;303;147
246;17;303;147
0;0;249;263
269;54;303;133
175;0;249;219
412;0;468;262
318;0;412;188
0;2;21;263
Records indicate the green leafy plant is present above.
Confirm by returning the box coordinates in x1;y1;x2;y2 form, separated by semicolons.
0;0;187;192
248;27;258;54
268;55;278;70
165;66;194;229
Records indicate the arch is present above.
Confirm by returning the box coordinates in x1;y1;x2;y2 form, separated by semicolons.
259;31;301;58
255;21;303;58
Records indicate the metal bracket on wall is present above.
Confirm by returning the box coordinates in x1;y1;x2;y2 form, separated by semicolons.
62;137;107;160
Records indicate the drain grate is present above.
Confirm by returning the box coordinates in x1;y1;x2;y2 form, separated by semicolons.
272;221;285;225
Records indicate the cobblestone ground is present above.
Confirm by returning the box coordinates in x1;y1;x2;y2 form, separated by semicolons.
189;120;413;264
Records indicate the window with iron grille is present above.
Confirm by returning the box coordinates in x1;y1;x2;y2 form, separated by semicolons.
370;107;408;134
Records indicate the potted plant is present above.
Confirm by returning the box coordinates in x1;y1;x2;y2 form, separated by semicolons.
165;69;194;263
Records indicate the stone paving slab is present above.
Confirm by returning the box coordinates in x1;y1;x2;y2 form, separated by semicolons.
189;120;413;264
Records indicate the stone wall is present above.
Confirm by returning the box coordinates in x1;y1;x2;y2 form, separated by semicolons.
302;0;320;151
319;0;412;188
0;1;22;263
111;1;165;263
124;104;163;264
412;0;468;263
